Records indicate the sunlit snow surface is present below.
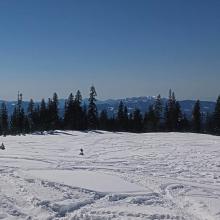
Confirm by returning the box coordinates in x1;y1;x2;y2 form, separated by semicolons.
0;131;220;219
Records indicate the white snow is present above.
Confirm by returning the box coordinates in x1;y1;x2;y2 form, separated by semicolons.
0;131;220;219
24;170;147;193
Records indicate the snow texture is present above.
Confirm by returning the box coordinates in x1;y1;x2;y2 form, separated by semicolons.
0;131;220;219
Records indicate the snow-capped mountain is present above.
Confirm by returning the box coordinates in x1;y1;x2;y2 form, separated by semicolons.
0;97;216;117
95;97;216;117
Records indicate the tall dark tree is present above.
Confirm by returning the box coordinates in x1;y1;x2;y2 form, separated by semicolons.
87;86;98;129
39;98;48;131
117;101;125;131
143;111;148;132
146;105;157;131
213;95;220;134
10;106;17;134
27;99;35;132
0;102;8;135
64;93;74;129
48;93;60;130
173;101;182;131
192;100;201;133
74;90;83;130
123;106;129;130
154;94;163;130
132;108;143;132
205;112;214;134
99;109;108;130
82;104;88;130
10;92;26;134
164;89;174;131
164;90;182;131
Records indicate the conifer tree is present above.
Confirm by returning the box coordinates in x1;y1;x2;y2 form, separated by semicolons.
39;98;48;131
27;99;35;132
164;90;182;131
143;111;148;132
48;93;60;130
174;101;182;131
154;94;163;130
164;89;174;131
123;106;129;130
23;115;30;134
11;92;26;134
82;104;88;130
87;86;98;129
192;100;201;133
132;108;143;132
205;112;214;134
75;90;83;130
146;105;157;131
117;101;125;131
10;107;18;134
64;93;74;129
0;102;8;136
18;107;25;134
213;95;220;134
99;109;108;130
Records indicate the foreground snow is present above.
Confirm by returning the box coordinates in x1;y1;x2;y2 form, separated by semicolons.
0;131;220;220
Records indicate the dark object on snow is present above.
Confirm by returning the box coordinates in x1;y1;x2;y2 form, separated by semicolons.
79;148;84;155
0;143;5;150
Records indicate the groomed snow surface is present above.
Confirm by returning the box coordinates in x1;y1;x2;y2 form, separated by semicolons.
0;131;220;220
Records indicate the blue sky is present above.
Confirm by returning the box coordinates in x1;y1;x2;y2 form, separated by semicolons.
0;0;219;101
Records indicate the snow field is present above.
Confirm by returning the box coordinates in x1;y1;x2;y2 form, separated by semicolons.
0;131;220;219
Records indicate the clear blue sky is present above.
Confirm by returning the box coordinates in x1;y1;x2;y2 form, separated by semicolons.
0;0;219;101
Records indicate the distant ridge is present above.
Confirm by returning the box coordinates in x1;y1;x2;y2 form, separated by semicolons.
0;96;216;117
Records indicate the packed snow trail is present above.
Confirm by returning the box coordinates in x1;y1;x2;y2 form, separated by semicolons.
0;131;220;219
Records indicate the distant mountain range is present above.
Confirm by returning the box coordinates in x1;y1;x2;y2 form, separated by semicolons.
95;97;216;117
0;96;216;118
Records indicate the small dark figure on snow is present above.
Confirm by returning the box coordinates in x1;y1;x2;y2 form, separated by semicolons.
0;143;5;150
79;148;84;155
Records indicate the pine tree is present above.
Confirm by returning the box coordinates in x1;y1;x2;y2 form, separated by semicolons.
132;108;143;132
117;101;125;131
0;102;8;136
82;104;88;130
174;101;182;131
52;92;59;129
10;106;18;134
205;112;214;134
123;106;129;131
213;95;220;134
154;94;163;130
23;115;30;134
75;90;82;105
75;90;83;130
11;92;26;134
146;105;157;131
48;93;60;130
64;93;74;129
143;111;148;132
99;109;108;130
39;98;48;131
179;113;189;132
19;107;25;134
32;105;40;131
27;99;35;132
164;90;182;131
164;89;174;131
87;86;98;129
192;100;201;133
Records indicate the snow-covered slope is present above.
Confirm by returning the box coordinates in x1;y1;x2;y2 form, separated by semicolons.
0;131;220;219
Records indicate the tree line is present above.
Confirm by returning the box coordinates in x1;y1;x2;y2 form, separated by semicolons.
0;87;220;136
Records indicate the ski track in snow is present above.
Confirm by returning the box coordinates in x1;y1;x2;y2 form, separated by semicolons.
0;131;220;219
